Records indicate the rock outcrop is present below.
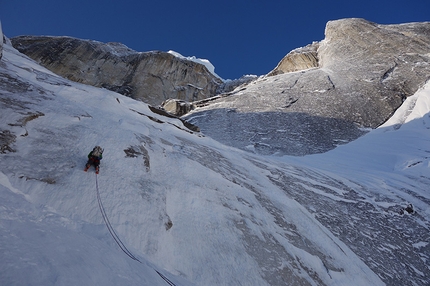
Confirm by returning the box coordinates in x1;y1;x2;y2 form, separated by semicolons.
161;98;194;117
267;42;319;76
11;36;223;106
184;18;430;156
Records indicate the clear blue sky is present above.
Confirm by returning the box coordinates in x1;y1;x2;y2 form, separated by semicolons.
1;0;429;79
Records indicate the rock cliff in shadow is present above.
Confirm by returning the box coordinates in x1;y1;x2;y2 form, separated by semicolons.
11;36;223;106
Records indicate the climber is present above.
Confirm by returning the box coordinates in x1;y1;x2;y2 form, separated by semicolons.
84;146;103;174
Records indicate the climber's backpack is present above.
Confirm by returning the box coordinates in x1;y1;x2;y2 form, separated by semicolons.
92;146;103;157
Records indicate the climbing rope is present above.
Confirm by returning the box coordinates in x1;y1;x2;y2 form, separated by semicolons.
155;270;177;286
95;174;177;286
95;174;140;262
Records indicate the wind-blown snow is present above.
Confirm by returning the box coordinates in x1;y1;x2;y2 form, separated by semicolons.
1;41;429;286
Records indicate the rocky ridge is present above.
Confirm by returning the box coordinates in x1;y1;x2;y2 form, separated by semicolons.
11;36;223;106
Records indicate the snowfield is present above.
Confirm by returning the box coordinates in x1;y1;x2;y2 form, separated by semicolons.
0;42;429;285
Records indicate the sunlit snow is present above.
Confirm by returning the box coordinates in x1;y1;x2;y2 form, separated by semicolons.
1;41;429;286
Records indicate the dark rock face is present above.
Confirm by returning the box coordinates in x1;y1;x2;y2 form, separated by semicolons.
184;18;430;156
11;36;223;106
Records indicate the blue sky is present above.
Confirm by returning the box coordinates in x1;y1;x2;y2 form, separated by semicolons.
1;0;429;79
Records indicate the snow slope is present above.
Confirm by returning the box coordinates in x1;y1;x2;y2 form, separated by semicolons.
295;81;430;216
1;42;429;285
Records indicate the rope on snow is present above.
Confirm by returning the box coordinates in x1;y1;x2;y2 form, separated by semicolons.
95;174;177;286
155;270;177;286
95;174;140;262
